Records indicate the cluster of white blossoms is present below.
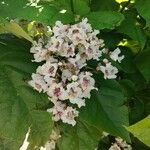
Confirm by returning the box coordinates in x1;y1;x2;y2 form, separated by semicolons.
40;129;61;150
29;18;124;126
109;137;132;150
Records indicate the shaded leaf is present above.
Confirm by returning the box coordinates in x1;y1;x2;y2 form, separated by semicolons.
80;80;130;142
135;49;150;81
135;0;150;26
117;11;146;49
91;0;119;11
58;120;102;150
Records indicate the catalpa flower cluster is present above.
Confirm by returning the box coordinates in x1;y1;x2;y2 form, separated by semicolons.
29;18;124;126
109;137;132;150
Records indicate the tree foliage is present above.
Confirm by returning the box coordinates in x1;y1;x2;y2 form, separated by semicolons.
0;0;150;149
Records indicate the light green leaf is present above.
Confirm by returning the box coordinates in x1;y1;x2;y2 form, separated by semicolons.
127;115;150;147
0;21;33;43
135;0;150;27
28;111;54;149
87;11;124;30
80;79;130;142
58;120;102;150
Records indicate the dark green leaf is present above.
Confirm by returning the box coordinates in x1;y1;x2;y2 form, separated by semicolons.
117;11;146;49
58;120;102;150
90;0;119;11
135;48;150;81
80;80;130;142
135;0;150;27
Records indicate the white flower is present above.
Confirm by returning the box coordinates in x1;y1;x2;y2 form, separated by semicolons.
67;24;87;45
61;106;79;126
66;82;83;106
30;39;49;62
33;49;49;62
44;76;56;85
53;21;69;38
110;48;124;63
85;45;102;61
115;137;132;150
47;83;67;101
28;73;48;92
68;53;87;69
47;101;66;121
60;42;75;57
109;137;132;150
78;72;96;98
78;18;92;32
78;72;94;90
71;75;78;81
46;37;64;52
36;61;58;77
109;143;121;150
100;63;118;79
61;69;72;82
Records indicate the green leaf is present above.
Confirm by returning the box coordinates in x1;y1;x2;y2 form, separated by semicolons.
127;115;150;147
117;11;146;49
58;120;102;150
80;79;130;142
86;11;124;30
119;79;135;98
0;21;33;43
0;35;52;149
0;0;38;20
91;0;119;11
28;111;54;148
135;49;150;81
0;35;36;73
73;0;90;16
135;0;150;27
0;1;74;24
129;98;145;124
0;65;30;150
